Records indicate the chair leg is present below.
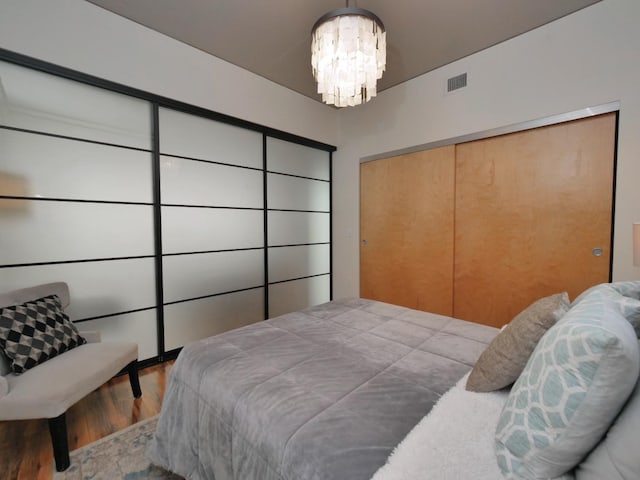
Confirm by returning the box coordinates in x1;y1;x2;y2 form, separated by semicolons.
48;413;70;472
127;360;142;398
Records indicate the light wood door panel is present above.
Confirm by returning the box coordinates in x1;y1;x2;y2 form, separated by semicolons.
453;113;615;327
360;146;455;315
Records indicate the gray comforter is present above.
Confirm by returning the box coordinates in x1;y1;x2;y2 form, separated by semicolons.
148;298;497;480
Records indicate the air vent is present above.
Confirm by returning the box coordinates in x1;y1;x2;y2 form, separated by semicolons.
447;73;467;93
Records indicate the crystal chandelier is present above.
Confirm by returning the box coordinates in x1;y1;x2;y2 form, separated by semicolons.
311;4;386;107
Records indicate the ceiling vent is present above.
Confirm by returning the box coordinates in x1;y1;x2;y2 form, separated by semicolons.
447;73;467;93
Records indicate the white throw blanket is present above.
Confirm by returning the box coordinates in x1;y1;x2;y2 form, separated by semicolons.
371;374;509;480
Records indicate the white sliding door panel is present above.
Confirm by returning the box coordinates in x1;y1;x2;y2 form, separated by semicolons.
0;201;154;265
78;309;158;360
268;211;330;246
0;129;152;203
162;207;263;254
265;138;332;314
268;275;331;318
163;250;264;303
160;156;262;208
164;288;264;351
0;61;151;149
268;244;330;283
0;258;156;321
0;58;334;361
267;174;330;211
159;108;262;169
160;108;269;351
267;137;330;180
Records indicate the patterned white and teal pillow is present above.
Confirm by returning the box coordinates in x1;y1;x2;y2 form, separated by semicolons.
572;281;640;336
495;290;640;479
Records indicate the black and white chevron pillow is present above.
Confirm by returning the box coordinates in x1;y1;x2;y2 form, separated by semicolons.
0;294;86;374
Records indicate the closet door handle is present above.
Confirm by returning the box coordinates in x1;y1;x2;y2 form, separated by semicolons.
592;248;603;257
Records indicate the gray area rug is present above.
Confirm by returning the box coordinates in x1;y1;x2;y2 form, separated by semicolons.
53;415;182;480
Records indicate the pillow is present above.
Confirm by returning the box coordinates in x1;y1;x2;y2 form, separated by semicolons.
573;281;640;304
0;294;86;374
495;290;640;479
575;341;640;480
573;281;640;336
466;293;570;392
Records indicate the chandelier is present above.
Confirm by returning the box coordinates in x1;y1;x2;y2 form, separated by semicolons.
311;4;386;107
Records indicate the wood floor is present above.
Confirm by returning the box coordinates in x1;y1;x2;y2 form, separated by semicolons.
0;360;174;480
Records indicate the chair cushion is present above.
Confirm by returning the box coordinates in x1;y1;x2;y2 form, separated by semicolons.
0;294;86;374
0;350;9;376
0;341;138;420
0;375;7;398
495;290;640;479
466;292;569;392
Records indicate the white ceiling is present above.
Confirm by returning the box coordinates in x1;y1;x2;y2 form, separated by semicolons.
85;0;601;103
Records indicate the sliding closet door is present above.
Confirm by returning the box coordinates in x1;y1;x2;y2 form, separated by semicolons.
159;108;265;351
454;113;616;327
0;61;159;359
266;137;331;317
360;146;455;315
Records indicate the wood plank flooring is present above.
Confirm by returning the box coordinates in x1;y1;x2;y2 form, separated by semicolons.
0;360;173;480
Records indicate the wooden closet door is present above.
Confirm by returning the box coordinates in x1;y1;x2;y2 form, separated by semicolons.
360;146;455;315
454;113;616;327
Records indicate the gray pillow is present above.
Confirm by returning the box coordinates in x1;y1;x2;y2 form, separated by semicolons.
466;292;569;392
495;290;640;479
575;341;640;480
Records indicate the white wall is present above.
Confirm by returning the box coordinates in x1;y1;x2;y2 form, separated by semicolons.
2;0;638;302
0;0;338;146
334;0;640;298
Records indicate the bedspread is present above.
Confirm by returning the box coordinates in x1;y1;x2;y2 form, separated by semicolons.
147;298;498;480
371;373;508;480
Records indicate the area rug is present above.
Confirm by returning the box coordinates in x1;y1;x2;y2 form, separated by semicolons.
53;415;183;480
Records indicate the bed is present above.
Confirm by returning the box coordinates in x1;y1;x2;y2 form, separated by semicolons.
148;284;640;480
147;297;498;480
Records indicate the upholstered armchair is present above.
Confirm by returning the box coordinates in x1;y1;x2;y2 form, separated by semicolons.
0;282;141;471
